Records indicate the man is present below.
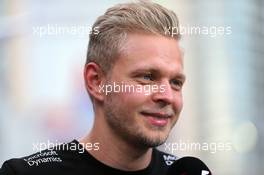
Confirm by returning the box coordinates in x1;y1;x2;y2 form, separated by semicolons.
0;1;185;174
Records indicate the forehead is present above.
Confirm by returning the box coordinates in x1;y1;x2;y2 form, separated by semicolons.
116;33;184;75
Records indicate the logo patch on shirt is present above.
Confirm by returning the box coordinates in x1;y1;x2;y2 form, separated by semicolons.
163;155;177;165
23;150;62;167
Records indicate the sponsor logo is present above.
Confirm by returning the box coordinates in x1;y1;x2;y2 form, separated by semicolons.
163;155;177;165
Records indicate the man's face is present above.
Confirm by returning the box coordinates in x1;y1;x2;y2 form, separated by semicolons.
103;34;185;148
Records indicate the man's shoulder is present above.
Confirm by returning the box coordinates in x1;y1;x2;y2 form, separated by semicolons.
0;140;84;175
0;150;61;175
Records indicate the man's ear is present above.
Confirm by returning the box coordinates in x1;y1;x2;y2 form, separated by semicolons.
84;62;105;102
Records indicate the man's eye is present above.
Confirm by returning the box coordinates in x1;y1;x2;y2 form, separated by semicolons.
142;74;154;81
171;79;183;90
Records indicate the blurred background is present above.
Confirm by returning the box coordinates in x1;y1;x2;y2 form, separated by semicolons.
0;0;263;174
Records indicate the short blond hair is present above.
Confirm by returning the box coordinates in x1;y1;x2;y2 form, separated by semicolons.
86;0;180;73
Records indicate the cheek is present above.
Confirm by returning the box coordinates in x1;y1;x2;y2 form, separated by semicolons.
116;90;149;110
173;93;183;112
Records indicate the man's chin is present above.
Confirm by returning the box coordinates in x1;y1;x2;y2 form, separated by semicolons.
141;138;167;148
136;131;169;148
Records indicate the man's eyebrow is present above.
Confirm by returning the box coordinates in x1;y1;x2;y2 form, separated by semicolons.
175;73;186;82
130;68;186;81
129;68;160;76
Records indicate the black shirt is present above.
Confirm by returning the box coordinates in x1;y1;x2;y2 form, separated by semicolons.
0;140;177;175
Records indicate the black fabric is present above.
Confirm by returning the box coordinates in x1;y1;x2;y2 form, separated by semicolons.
0;140;177;175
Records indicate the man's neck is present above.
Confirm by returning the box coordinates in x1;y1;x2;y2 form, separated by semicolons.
79;118;153;171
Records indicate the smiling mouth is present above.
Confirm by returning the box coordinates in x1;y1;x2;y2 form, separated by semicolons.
140;111;171;127
141;111;171;118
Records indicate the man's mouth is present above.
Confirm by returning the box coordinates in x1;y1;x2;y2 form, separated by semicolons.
140;111;171;127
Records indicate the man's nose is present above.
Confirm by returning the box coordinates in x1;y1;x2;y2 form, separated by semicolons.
151;82;174;107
